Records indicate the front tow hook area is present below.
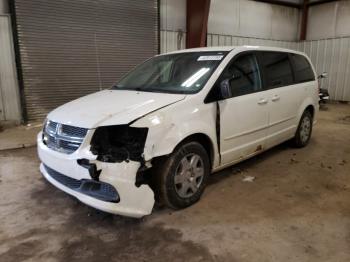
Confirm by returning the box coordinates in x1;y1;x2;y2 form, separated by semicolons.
77;179;120;203
75;159;155;216
77;159;101;180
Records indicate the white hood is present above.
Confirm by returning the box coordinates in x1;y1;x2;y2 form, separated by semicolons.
48;90;186;128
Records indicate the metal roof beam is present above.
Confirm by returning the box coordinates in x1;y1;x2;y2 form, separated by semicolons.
253;0;301;9
308;0;337;7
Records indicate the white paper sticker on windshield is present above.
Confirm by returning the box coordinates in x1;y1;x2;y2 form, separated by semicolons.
197;55;224;61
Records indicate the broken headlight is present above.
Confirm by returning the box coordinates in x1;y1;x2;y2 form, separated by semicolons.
90;125;148;163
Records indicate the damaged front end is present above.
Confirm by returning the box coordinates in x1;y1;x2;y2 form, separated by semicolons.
86;125;155;216
90;125;148;164
37;123;155;218
88;124;154;186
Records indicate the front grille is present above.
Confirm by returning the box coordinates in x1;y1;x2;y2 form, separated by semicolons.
61;125;88;138
46;121;58;133
43;120;88;154
43;164;119;203
59;140;81;152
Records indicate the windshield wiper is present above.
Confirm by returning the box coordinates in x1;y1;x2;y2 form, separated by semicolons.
111;85;188;94
111;84;121;89
134;87;147;92
111;85;141;91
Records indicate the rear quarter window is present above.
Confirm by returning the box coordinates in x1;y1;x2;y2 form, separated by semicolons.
258;52;294;89
290;54;315;83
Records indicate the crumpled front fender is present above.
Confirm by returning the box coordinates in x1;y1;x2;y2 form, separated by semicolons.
131;102;218;166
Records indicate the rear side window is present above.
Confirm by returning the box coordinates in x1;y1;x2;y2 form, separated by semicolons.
259;52;293;89
290;54;315;83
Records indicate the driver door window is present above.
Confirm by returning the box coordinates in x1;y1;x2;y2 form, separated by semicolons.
220;53;262;98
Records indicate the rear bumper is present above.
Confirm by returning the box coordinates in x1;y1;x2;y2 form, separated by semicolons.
37;132;154;218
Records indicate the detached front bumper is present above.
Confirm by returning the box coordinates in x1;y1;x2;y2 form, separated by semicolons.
37;132;154;218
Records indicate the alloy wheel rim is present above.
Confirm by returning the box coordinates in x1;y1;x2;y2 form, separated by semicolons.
300;116;311;143
174;153;204;198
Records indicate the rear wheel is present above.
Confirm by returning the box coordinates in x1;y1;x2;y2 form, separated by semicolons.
153;141;210;209
292;110;313;148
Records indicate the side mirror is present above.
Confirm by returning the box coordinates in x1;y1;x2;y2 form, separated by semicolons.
318;72;328;79
219;79;232;99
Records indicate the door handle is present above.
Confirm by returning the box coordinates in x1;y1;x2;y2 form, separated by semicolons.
271;95;280;102
257;98;268;105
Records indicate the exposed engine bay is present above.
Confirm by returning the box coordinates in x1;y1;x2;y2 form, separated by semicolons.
90;125;148;163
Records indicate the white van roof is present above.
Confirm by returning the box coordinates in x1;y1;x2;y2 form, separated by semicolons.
165;45;306;57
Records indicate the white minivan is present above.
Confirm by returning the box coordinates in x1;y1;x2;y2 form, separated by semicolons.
38;46;319;218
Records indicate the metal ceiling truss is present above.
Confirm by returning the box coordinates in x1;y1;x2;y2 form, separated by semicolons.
253;0;338;9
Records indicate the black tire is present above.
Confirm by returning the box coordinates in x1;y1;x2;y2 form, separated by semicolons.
152;141;210;209
292;110;313;148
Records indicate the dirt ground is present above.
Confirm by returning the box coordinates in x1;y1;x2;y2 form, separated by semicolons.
0;103;349;262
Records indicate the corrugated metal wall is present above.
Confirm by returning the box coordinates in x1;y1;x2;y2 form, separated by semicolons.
297;37;350;101
160;30;186;53
0;15;21;122
161;30;350;102
14;0;159;121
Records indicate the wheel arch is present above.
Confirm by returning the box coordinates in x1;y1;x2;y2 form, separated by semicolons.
174;133;215;169
297;98;317;126
151;132;215;170
304;104;315;118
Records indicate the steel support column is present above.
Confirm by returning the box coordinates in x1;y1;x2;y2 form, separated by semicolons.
300;0;309;40
186;0;210;48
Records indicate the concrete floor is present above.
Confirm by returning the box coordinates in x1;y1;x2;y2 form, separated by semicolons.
0;104;349;262
0;123;42;151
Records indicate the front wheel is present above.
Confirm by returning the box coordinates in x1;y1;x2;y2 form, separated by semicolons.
153;141;210;209
292;110;313;148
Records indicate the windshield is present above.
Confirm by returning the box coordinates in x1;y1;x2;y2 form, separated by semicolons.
113;51;228;94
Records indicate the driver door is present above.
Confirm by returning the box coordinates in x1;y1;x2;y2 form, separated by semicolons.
219;52;270;165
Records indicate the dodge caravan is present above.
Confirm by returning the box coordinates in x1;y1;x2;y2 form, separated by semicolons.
38;46;319;217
